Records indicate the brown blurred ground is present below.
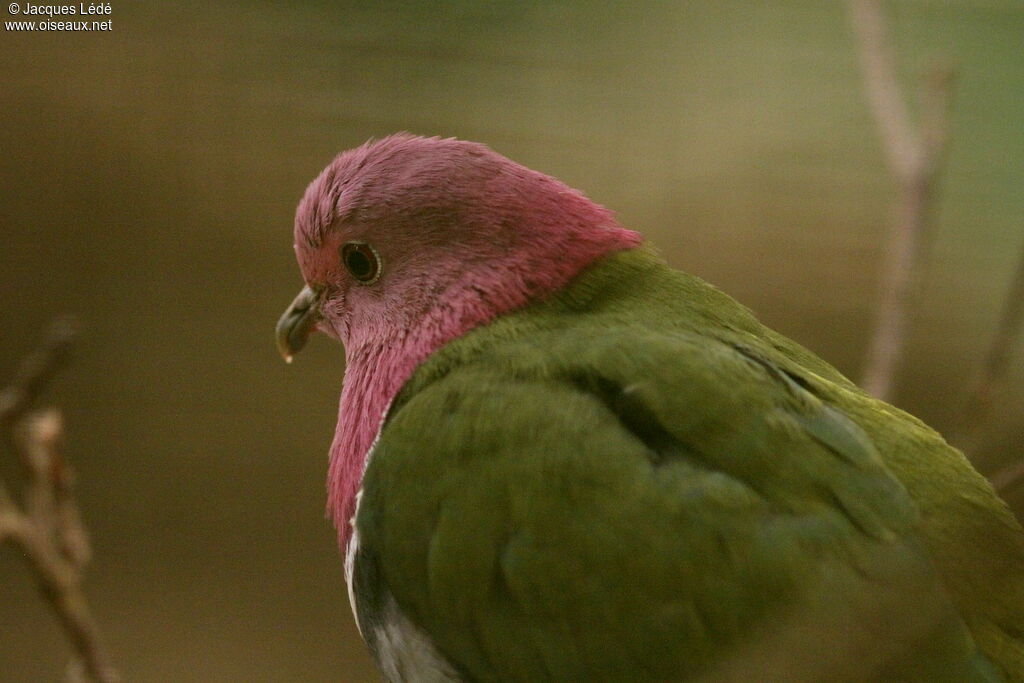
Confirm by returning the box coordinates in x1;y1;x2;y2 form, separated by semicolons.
1;1;1022;681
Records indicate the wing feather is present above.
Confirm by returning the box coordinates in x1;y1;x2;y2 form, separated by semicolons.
356;330;996;681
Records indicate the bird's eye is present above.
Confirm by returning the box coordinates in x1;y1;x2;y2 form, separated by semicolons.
340;241;382;284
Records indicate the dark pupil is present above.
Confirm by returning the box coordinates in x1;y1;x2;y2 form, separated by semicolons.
345;248;373;280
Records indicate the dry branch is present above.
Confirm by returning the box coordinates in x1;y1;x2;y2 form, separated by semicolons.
0;316;77;428
848;0;954;401
968;240;1024;428
961;239;1024;489
1;321;118;683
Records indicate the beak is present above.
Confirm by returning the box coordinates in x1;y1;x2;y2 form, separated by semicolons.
276;285;323;363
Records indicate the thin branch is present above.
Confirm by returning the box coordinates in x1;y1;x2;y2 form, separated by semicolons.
0;315;77;428
956;238;1024;477
0;476;16;542
0;475;14;512
0;507;20;543
847;0;920;181
1;322;118;683
848;0;955;401
972;240;1024;423
990;460;1024;496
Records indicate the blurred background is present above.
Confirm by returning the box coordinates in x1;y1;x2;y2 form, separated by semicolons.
1;1;1022;680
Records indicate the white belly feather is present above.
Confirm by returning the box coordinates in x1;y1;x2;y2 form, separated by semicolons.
344;401;461;682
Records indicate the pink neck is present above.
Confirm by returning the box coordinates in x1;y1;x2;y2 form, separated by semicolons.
327;220;641;552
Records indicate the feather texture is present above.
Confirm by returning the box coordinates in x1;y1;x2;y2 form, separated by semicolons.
356;247;1024;681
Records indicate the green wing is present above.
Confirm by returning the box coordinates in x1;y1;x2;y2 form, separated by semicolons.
358;327;998;681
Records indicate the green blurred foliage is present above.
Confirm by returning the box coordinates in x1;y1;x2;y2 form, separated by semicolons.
1;1;1021;680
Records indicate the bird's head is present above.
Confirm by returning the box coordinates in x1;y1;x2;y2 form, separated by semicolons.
276;134;641;364
275;134;642;544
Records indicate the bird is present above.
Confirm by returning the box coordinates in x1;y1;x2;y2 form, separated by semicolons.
276;134;1024;682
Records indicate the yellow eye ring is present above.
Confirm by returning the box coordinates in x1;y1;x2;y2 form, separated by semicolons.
340;241;382;285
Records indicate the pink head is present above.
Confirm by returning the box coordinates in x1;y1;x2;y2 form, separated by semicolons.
278;134;641;548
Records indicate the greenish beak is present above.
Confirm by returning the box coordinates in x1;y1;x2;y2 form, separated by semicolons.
276;285;323;363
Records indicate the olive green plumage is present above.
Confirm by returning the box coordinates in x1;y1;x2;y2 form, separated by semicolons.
358;246;1024;681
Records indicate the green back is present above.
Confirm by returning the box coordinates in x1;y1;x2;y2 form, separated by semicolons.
358;246;1024;681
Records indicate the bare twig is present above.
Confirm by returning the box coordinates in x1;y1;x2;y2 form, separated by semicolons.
847;0;919;181
0;473;14;513
0;500;19;542
956;238;1024;485
969;240;1024;430
990;460;1024;496
848;0;955;401
1;322;118;683
0;315;77;427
